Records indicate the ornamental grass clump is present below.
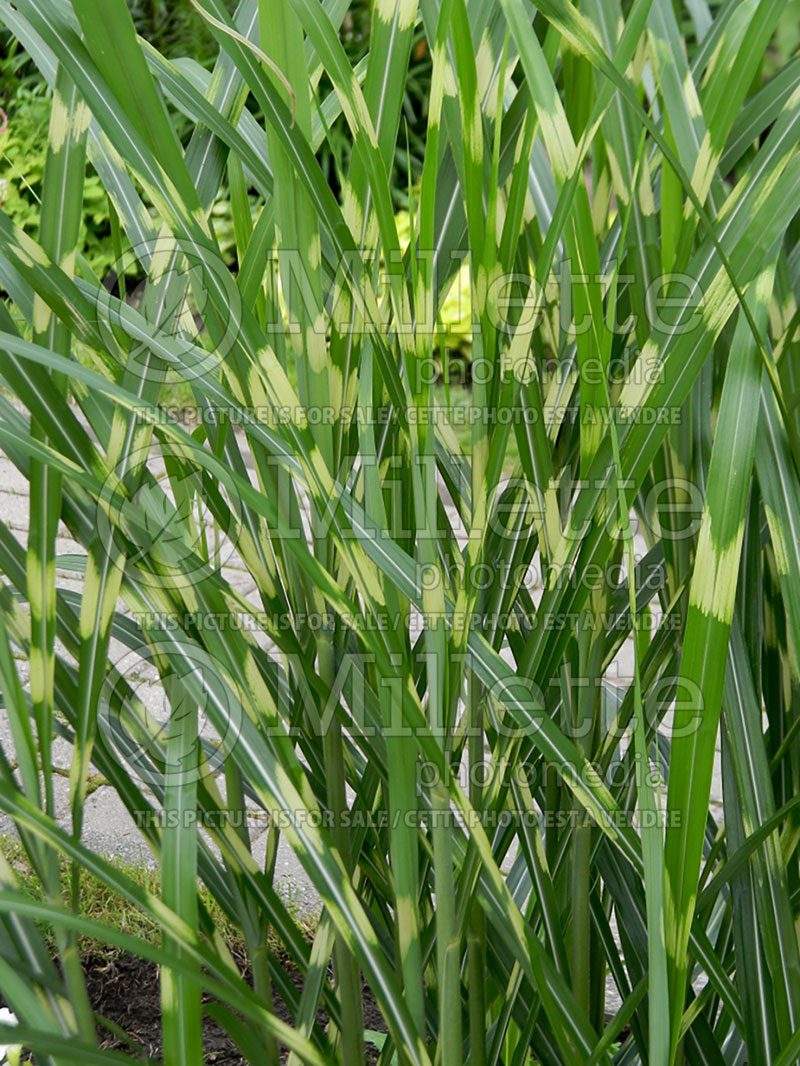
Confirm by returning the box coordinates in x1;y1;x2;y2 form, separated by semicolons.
0;1;800;1065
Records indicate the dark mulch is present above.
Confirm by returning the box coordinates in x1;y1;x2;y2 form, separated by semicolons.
78;948;387;1064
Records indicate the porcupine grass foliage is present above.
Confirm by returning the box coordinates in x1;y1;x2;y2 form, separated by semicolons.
0;1;799;1065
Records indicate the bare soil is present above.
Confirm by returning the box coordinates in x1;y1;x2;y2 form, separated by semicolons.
11;948;387;1064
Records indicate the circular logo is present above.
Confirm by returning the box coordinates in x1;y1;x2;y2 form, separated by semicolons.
99;638;244;789
95;235;243;387
95;443;243;590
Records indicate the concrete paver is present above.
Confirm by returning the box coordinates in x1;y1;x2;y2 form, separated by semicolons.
0;442;727;929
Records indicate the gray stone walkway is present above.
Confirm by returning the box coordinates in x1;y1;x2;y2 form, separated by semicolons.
0;440;724;925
